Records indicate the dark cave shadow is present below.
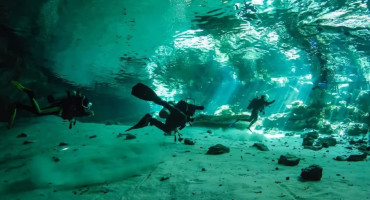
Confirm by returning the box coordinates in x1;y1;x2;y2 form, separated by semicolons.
3;179;38;194
0;152;32;166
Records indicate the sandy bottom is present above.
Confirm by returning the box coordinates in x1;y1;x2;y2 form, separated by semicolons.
0;116;369;200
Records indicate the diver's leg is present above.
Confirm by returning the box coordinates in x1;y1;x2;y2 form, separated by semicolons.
25;91;61;115
246;110;257;129
248;112;258;129
248;118;257;129
236;114;252;123
11;81;41;113
38;106;61;115
150;118;172;134
125;114;152;132
248;112;257;121
24;91;43;114
7;103;34;129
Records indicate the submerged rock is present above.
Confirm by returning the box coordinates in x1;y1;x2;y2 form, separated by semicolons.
271;103;321;130
349;139;366;145
285;132;295;137
356;91;370;113
347;123;368;136
17;133;27;138
318;123;334;134
52;156;60;162
304;145;322;151
317;137;337;147
252;143;269;151
278;154;300;166
59;142;68;146
302;131;320;147
334;153;367;162
99;187;113;194
117;133;125;138
184;138;195;145
89;135;97;139
23;140;34;145
334;156;347;161
347;153;367;162
300;165;323;181
358;145;370;152
125;134;136;140
160;177;170;181
302;137;315;146
206;144;230;155
302;131;319;139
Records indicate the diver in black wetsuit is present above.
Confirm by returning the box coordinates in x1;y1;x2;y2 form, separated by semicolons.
236;95;275;130
312;67;331;90
235;0;258;21
125;83;204;140
8;81;94;129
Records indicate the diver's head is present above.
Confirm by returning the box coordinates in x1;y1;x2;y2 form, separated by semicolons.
77;96;94;117
81;96;92;110
261;94;270;100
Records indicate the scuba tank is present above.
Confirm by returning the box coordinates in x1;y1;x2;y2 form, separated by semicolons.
159;102;176;119
247;97;258;110
159;108;170;119
47;91;77;103
158;98;196;119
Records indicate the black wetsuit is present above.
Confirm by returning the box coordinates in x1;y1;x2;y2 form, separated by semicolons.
150;100;204;134
16;91;92;120
240;97;275;129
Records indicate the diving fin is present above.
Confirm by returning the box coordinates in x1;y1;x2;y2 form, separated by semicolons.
131;83;163;105
8;107;17;129
11;81;34;97
11;81;30;92
228;119;238;127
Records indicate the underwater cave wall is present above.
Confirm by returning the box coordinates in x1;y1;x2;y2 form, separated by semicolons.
0;0;58;121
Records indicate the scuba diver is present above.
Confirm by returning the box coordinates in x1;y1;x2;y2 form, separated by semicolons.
8;81;94;129
125;83;204;141
231;95;275;130
235;0;259;21
312;67;331;90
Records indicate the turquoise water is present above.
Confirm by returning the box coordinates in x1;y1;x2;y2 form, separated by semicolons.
1;1;369;119
0;1;369;199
